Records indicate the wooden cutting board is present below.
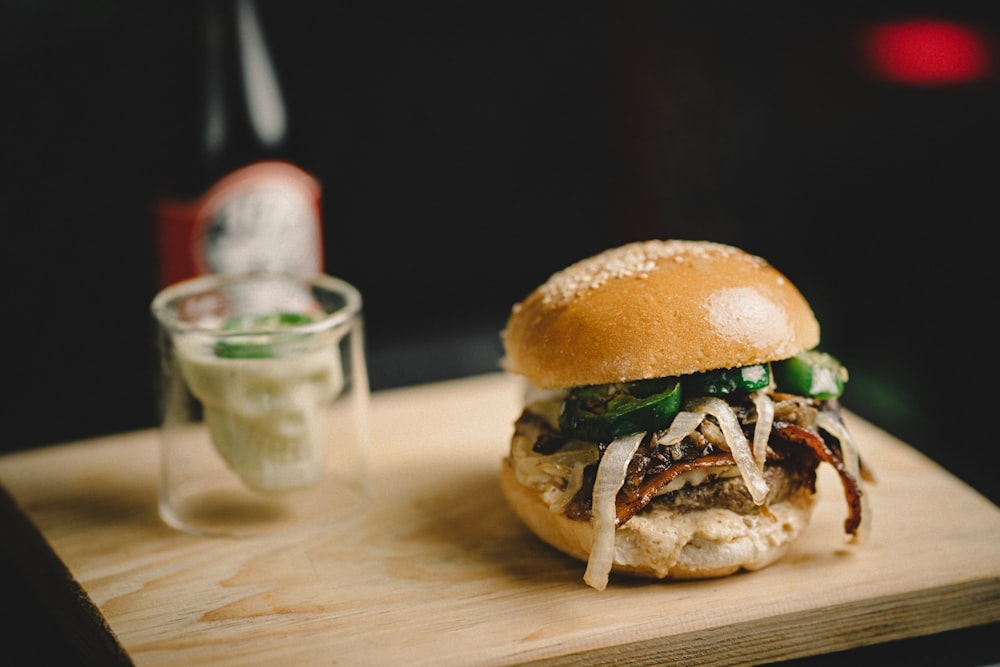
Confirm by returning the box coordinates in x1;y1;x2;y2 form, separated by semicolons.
1;372;998;666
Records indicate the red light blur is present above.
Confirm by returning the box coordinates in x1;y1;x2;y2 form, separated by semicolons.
863;18;993;85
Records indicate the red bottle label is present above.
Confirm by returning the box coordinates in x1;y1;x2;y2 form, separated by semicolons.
156;161;323;287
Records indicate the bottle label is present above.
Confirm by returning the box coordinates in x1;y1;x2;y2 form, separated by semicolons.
156;161;323;286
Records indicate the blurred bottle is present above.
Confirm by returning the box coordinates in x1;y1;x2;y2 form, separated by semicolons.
154;0;323;287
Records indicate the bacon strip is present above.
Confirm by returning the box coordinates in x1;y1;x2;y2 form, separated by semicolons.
774;422;863;537
615;453;736;525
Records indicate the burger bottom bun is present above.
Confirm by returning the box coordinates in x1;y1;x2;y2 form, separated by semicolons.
500;460;816;580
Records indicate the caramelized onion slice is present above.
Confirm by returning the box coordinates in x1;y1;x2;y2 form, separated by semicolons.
816;410;870;544
685;397;769;505
511;435;599;511
583;431;644;591
655;411;706;447
751;390;775;468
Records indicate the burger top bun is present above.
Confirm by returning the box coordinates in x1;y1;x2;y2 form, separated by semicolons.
502;240;820;389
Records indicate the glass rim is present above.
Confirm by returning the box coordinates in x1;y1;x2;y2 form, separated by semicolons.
150;271;363;337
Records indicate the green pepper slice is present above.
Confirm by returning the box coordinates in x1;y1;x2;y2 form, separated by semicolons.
215;312;315;359
221;312;314;331
558;377;682;442
682;364;771;397
772;350;848;399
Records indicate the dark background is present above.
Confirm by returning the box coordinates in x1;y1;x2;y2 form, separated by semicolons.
2;1;998;507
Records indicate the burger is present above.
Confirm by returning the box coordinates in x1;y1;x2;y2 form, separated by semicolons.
499;239;868;590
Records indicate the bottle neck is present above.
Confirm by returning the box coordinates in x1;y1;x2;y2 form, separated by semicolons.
161;0;301;199
202;0;288;166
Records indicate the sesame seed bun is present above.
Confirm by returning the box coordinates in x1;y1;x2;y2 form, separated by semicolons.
501;240;820;389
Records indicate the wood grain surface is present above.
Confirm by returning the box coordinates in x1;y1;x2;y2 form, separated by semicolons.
1;372;998;666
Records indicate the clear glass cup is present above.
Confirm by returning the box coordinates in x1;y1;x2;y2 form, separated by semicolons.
151;272;369;538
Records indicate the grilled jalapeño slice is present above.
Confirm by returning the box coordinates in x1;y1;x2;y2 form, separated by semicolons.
556;353;846;443
559;377;682;442
772;350;848;399
559;364;773;442
682;364;770;397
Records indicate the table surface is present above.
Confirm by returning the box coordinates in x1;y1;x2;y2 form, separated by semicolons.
1;372;999;666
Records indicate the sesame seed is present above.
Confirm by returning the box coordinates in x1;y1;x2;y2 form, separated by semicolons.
537;240;749;306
